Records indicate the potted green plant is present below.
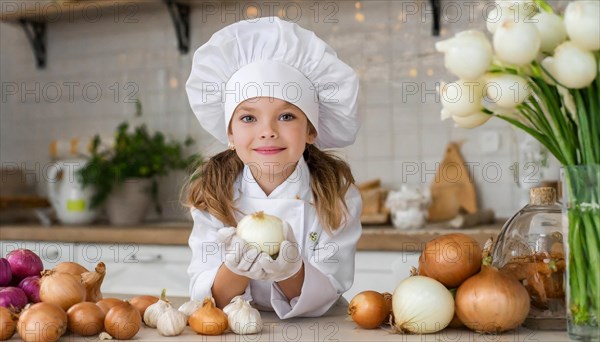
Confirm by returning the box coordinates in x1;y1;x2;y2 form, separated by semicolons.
78;109;200;225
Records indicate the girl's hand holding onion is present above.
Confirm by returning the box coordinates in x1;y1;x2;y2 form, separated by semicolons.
256;222;303;283
217;227;268;280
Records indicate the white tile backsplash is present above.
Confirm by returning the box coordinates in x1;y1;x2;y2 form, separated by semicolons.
0;0;564;221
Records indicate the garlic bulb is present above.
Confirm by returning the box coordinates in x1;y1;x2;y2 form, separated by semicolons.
564;1;600;51
178;300;202;319
223;296;263;335
493;21;540;66
143;289;171;328
542;42;597;89
435;30;492;80
533;11;567;53
452;112;492;129
440;79;485;117
157;307;187;336
484;74;531;108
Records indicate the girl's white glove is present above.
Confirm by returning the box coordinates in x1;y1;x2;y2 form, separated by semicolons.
217;227;267;280
257;223;303;282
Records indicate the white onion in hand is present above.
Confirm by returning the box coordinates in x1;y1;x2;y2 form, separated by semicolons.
237;211;285;256
392;276;454;334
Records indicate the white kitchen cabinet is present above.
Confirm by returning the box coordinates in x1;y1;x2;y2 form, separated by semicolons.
343;251;420;300
1;241;192;297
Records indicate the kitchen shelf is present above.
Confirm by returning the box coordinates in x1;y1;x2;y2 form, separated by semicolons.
0;0;192;69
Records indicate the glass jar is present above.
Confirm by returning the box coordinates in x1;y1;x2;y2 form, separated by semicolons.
491;187;566;330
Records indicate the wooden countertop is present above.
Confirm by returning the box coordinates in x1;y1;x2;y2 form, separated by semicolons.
0;221;503;251
4;294;568;341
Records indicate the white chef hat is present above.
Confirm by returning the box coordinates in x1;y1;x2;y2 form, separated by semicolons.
185;17;360;149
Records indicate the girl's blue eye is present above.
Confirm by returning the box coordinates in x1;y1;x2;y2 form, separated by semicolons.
280;113;295;121
240;115;255;123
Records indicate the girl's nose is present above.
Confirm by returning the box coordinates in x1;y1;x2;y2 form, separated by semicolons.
260;124;278;139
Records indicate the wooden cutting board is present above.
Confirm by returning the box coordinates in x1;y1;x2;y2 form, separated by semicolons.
427;142;478;222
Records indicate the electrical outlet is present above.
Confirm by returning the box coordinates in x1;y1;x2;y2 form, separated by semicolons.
480;130;500;153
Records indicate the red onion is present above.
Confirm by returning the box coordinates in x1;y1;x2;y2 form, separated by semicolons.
6;249;43;282
0;258;11;286
0;287;28;310
19;276;41;303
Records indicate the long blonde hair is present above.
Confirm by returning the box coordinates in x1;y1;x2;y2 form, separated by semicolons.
183;144;355;233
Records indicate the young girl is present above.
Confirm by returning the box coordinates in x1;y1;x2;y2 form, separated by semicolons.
184;17;362;319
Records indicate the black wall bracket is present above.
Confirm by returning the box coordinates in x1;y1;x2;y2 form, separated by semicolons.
164;0;190;54
429;0;441;36
20;19;47;69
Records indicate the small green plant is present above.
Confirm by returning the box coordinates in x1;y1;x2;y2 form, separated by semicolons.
78;103;201;213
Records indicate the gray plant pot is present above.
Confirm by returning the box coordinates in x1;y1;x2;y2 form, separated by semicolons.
105;178;153;226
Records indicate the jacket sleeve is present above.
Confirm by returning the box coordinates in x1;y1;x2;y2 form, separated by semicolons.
187;208;225;301
270;185;363;318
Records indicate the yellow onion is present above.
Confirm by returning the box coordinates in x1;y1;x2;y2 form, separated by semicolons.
104;301;141;340
348;291;389;329
455;264;530;333
96;298;125;316
17;302;67;342
0;307;17;341
52;262;88;276
39;270;86;311
418;233;482;288
81;262;105;303
189;297;228;335
130;295;159;318
67;302;105;336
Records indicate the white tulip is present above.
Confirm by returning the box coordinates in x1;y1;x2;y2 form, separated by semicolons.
435;30;493;80
564;1;600;51
452;112;492;129
493;21;541;66
440;79;485;117
485;74;532;108
486;0;538;34
542;42;597;89
533;12;567;53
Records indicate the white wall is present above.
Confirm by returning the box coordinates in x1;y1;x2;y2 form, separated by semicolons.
0;1;568;221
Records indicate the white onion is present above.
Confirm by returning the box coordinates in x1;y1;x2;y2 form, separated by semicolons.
237;211;285;256
564;1;600;51
533;12;567;53
484;73;531;108
440;79;485;117
392;276;454;334
493;21;540;66
542;42;597;89
435;30;492;81
452;112;492;129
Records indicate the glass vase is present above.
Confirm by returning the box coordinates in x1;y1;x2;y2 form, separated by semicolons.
561;165;600;341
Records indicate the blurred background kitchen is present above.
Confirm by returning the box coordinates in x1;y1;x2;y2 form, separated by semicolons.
1;0;569;225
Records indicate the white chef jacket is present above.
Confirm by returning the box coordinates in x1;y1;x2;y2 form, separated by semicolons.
187;156;362;318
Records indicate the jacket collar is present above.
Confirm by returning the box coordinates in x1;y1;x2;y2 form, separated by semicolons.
234;156;311;200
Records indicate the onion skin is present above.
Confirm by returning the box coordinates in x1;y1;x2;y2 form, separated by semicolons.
17;302;67;342
348;291;389;329
18;276;40;303
6;249;43;283
130;295;159;318
52;262;88;276
96;298;125;316
81;262;105;303
189;297;228;335
0;307;16;340
418;233;482;288
104;301;141;340
455;265;530;333
39;270;86;311
0;259;11;287
0;287;28;311
67;302;105;336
